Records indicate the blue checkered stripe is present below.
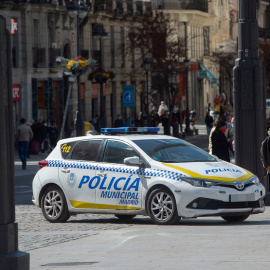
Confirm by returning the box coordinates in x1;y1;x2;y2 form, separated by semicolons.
48;160;182;181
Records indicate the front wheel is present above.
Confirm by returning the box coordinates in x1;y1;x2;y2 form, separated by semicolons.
221;215;250;223
41;186;70;223
147;187;180;225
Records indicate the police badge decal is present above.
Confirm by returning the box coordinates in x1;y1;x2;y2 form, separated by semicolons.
67;173;77;188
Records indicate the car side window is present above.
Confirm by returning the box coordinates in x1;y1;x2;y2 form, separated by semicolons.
70;140;102;161
103;140;138;164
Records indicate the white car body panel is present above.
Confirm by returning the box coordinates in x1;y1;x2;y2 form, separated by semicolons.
32;134;265;219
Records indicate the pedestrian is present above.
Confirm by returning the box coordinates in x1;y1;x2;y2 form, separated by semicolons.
16;118;33;169
158;101;168;117
226;117;235;154
205;111;214;137
150;109;159;127
260;125;270;173
162;111;170;135
92;115;100;133
49;120;58;151
39;121;50;153
208;117;220;154
114;114;124;128
211;120;231;162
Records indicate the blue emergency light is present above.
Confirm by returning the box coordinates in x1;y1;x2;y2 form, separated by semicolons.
101;127;160;134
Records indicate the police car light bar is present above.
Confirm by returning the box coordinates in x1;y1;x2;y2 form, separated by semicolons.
101;127;160;134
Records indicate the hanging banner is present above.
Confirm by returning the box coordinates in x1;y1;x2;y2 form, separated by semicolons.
12;84;20;101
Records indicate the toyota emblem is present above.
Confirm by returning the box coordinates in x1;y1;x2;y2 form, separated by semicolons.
234;181;244;190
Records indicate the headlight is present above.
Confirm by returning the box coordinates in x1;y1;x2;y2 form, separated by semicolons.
180;177;217;188
250;176;260;186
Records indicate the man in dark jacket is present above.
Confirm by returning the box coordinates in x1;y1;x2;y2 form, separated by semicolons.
260;125;270;172
211;120;231;162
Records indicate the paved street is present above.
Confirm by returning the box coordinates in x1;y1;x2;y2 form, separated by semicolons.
16;205;270;270
14;125;270;269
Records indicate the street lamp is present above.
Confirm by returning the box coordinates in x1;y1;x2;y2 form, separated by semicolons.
67;0;89;136
143;58;150;124
92;23;108;130
184;58;191;135
227;55;234;105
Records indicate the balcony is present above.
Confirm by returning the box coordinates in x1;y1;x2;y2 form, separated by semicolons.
157;0;208;13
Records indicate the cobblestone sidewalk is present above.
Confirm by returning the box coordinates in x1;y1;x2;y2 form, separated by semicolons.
16;205;151;252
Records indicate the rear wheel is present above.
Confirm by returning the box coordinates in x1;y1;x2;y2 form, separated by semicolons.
221;215;250;223
147;187;180;225
115;215;136;220
41;186;70;223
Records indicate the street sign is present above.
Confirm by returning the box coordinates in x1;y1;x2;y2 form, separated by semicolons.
122;85;135;108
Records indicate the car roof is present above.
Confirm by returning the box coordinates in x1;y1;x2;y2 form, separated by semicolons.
58;134;186;144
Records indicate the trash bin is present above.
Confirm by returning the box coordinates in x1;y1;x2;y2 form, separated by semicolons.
84;121;91;135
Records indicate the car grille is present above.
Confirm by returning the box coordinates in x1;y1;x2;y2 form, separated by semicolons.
215;183;253;191
186;197;261;210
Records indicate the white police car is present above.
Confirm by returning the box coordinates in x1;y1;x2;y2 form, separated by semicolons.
32;127;265;225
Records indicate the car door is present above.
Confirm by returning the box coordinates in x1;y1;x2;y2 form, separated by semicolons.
95;140;144;210
58;139;103;209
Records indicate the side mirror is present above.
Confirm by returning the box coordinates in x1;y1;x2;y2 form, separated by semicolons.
124;156;140;166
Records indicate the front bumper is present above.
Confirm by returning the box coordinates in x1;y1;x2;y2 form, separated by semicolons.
175;183;265;218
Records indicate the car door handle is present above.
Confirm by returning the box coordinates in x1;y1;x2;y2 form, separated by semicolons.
97;172;107;177
61;169;70;173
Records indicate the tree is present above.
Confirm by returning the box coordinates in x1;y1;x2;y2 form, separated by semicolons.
259;39;270;97
126;11;186;131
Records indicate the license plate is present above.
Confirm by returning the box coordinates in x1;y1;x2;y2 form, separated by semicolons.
230;193;255;202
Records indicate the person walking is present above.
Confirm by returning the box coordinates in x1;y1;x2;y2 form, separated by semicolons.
17;118;33;169
49;120;58;151
211;120;231;162
114;115;124;128
208;117;220;154
205;111;213;137
260;125;270;173
226;117;235;154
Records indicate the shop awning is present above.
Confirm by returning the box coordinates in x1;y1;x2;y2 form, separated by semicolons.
198;63;219;88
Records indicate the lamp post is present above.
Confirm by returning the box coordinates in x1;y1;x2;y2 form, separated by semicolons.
184;58;191;135
67;0;88;136
143;58;150;124
92;23;108;130
234;0;266;190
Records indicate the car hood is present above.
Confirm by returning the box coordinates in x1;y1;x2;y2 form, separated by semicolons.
162;161;254;183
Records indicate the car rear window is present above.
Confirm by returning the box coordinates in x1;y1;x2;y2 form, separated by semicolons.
70;140;103;161
133;139;216;163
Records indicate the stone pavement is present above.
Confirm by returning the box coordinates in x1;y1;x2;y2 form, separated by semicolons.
20;205;270;270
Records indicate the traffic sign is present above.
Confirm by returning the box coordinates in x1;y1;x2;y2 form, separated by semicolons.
122;85;135;108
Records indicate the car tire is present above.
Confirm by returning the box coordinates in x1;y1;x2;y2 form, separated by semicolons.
147;187;180;225
114;214;136;220
41;186;70;223
221;215;250;223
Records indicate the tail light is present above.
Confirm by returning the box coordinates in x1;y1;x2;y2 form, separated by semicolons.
39;160;48;171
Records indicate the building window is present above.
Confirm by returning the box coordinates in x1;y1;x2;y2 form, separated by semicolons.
110;26;115;68
121;27;125;68
203;26;210;56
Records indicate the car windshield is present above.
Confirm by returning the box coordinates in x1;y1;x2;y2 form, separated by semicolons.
267;100;270;107
133;139;216;163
